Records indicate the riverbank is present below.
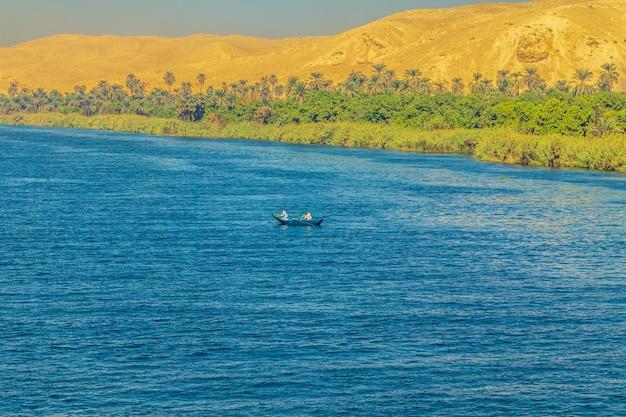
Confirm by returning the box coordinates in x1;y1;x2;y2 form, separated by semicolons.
2;113;625;172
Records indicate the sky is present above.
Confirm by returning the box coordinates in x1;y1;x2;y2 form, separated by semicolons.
0;0;530;48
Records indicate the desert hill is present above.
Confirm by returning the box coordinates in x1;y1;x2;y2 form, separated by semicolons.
1;0;625;93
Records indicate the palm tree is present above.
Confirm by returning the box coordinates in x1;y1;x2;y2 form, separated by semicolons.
176;95;203;121
248;84;258;100
197;73;206;94
74;85;86;96
367;75;384;95
254;104;274;125
32;88;48;113
451;77;464;95
8;100;23;114
259;82;271;100
510;72;522;96
571;68;594;96
286;76;298;98
133;82;146;98
389;78;403;94
552;80;569;93
293;82;307;104
213;90;238;110
434;82;448;95
481;79;494;92
233;81;248;101
235;79;248;94
17;94;35;113
147;88;171;106
341;71;366;95
259;76;270;96
395;80;410;95
135;101;149;116
181;82;193;96
164;72;176;93
108;84;127;101
274;84;284;99
496;70;510;93
593;116;617;137
226;93;239;110
268;74;278;96
522;67;542;91
212;90;226;108
337;81;358;97
382;70;396;90
308;72;326;90
80;98;96;116
418;77;432;94
126;74;139;98
97;80;110;96
8;82;19;99
404;69;422;92
373;63;387;77
47;90;64;112
470;73;484;94
598;63;619;92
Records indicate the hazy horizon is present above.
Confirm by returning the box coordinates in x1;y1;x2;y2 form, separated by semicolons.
0;0;530;48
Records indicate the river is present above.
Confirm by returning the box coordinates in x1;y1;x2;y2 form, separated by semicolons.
1;125;624;415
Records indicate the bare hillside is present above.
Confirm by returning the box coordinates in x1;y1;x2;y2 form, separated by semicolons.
1;0;625;93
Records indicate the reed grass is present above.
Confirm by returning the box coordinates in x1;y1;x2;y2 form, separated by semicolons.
2;113;625;172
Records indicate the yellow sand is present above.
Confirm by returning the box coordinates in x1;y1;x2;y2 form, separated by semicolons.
1;0;625;93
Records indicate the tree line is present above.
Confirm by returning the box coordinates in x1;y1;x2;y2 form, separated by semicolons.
1;63;624;137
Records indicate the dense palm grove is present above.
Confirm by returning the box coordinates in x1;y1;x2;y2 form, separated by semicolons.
1;63;624;137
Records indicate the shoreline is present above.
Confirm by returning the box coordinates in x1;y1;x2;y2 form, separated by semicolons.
2;113;625;173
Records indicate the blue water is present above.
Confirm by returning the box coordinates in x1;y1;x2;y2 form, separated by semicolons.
1;125;625;416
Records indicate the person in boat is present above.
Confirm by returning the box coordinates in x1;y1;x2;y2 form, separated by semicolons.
301;210;312;221
280;209;288;220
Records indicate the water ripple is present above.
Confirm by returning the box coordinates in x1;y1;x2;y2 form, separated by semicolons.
0;126;624;416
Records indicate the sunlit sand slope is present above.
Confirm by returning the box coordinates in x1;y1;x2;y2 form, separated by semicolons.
1;0;625;92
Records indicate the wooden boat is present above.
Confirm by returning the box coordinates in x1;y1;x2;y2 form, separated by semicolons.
273;214;323;226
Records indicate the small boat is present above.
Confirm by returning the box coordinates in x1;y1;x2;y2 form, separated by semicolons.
273;214;323;226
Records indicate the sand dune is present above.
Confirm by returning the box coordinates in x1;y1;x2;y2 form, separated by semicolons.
1;0;625;93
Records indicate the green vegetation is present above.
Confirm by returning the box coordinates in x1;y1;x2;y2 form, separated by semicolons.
1;64;626;172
